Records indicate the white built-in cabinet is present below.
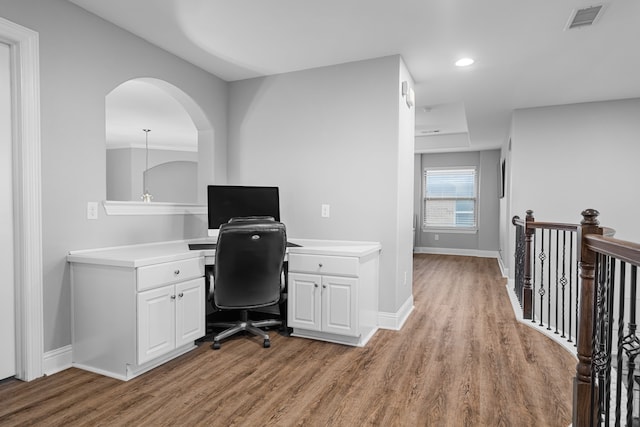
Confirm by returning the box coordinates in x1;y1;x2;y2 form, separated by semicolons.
137;277;204;365
68;245;205;381
67;238;381;380
287;249;380;347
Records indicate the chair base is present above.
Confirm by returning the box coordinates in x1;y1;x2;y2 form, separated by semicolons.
209;310;282;349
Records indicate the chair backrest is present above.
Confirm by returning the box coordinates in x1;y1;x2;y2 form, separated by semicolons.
213;217;287;310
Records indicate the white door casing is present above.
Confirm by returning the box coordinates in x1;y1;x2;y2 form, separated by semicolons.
0;41;15;381
0;16;43;382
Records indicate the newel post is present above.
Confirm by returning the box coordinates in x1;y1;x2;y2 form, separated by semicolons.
522;210;535;319
573;209;603;427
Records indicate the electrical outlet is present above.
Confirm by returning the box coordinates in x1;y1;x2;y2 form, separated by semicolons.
321;204;330;218
87;202;98;220
434;234;439;241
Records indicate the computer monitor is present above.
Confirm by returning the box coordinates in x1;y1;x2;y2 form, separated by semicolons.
207;185;280;238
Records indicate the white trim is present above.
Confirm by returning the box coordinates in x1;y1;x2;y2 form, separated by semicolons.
505;280;578;358
43;345;72;376
414;247;500;259
378;295;414;330
422;228;478;234
496;255;508;278
0;17;43;381
106;142;197;152
103;200;207;215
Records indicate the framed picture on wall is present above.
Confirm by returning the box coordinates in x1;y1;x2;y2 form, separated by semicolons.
498;158;506;199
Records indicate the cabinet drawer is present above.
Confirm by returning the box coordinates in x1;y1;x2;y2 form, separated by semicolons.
288;253;359;277
137;257;204;291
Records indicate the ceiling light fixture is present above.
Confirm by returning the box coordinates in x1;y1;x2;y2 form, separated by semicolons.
455;58;474;67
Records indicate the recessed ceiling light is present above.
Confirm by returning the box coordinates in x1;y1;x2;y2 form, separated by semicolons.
455;58;474;67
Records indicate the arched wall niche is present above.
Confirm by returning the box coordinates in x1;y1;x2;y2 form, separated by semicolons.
104;77;213;215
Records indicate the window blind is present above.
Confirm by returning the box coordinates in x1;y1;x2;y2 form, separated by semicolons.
423;168;477;228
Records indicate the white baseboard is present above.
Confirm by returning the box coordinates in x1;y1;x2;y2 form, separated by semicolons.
414;247;500;259
504;281;577;359
43;345;72;376
378;295;414;330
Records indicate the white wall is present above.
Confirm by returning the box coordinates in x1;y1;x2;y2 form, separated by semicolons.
228;55;415;315
395;59;415;309
504;98;640;272
0;0;228;352
106;147;197;201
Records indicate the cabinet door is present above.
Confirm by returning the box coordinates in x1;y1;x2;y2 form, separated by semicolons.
175;278;205;348
322;276;358;337
288;273;321;331
137;285;176;365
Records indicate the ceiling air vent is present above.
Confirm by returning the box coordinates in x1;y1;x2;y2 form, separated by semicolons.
566;5;604;29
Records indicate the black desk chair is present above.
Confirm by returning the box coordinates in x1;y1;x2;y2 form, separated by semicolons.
207;217;287;350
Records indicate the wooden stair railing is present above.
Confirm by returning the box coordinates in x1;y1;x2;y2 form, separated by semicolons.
573;209;640;426
513;209;640;425
512;211;579;341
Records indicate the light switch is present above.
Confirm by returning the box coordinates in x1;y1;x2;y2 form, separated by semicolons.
321;204;330;218
87;202;98;220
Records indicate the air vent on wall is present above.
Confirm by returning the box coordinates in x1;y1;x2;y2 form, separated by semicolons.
566;5;604;29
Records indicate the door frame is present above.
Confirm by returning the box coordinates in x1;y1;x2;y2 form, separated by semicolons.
0;16;43;381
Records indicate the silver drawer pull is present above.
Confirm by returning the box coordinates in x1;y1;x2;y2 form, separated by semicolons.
178;292;184;298
318;263;323;268
170;295;176;300
174;269;180;275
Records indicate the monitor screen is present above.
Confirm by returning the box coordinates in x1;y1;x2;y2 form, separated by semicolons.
207;185;280;233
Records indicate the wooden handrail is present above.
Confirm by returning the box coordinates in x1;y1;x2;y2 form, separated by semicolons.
584;234;640;267
526;221;578;232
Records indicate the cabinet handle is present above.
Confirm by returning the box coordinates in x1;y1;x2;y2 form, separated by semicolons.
322;285;326;289
314;284;319;288
170;295;176;300
174;269;180;275
178;292;184;298
318;263;323;268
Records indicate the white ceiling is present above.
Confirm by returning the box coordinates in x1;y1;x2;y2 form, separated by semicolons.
69;0;640;153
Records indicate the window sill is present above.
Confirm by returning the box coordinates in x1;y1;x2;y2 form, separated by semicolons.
103;201;207;216
422;228;478;235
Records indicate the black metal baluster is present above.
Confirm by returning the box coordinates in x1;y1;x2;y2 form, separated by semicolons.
592;254;607;425
591;254;603;427
514;223;524;305
560;231;568;337
547;229;552;330
575;233;580;348
532;231;537;323
623;265;639;427
615;262;626;426
569;232;574;343
539;230;546;327
602;255;614;426
555;229;560;334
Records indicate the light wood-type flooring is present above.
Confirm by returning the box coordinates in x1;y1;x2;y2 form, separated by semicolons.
0;254;577;426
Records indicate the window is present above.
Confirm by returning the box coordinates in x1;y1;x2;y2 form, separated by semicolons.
423;167;477;230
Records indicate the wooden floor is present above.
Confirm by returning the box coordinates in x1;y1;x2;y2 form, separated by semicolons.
0;254;577;426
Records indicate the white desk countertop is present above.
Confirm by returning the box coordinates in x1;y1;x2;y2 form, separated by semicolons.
67;238;381;268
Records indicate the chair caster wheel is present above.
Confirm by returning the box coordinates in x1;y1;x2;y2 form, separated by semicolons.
263;339;271;348
212;341;221;350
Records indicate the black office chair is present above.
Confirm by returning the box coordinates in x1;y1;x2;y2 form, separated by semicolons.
207;217;287;350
